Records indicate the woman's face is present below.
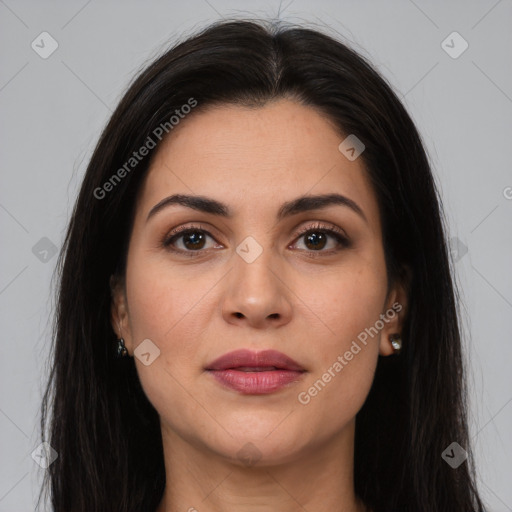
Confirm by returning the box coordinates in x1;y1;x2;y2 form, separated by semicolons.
112;98;405;465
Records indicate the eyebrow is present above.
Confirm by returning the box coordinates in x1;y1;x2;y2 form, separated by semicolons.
146;192;367;223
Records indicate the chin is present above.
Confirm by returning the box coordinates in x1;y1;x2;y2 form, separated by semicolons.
201;423;313;468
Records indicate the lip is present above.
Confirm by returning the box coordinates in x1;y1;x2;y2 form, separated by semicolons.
205;349;306;395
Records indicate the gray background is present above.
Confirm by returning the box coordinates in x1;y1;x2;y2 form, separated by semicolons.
1;0;511;510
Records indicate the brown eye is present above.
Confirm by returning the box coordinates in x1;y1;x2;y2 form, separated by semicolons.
179;230;207;250
162;224;218;255
303;231;328;250
293;223;351;254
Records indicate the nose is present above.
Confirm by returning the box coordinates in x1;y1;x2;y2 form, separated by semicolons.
221;248;293;329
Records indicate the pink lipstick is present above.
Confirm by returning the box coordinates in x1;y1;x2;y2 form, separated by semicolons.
204;349;306;395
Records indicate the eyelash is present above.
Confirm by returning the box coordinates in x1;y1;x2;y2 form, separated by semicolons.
161;222;351;258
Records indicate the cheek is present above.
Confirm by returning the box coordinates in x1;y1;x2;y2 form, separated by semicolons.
126;247;209;342
124;254;214;399
314;259;387;353
124;261;211;435
296;259;386;423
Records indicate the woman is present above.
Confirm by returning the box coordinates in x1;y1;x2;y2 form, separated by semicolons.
39;19;487;512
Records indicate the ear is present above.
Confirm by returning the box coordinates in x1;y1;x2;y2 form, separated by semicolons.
110;274;133;355
378;267;410;357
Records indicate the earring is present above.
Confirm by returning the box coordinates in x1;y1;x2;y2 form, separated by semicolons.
115;337;129;359
389;334;402;354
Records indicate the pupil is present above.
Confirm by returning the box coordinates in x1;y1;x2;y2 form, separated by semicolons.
305;232;326;250
184;232;205;250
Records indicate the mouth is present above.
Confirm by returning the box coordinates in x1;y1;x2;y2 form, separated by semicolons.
205;349;306;395
232;366;282;372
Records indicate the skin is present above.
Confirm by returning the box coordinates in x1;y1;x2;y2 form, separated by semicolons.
111;98;407;512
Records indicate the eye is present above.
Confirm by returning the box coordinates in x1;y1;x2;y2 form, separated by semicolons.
161;224;219;256
291;222;351;256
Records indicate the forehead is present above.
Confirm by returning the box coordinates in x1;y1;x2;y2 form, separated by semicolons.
136;99;379;227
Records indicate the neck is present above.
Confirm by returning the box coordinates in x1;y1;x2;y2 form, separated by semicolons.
155;418;368;512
